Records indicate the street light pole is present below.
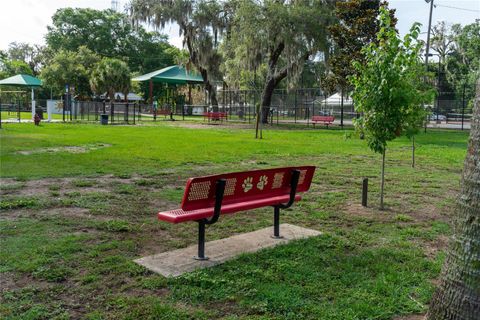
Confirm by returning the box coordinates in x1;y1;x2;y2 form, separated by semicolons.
461;80;466;130
436;57;441;124
425;0;434;68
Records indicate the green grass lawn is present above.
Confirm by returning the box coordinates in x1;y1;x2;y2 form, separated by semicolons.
0;122;468;319
1;111;65;121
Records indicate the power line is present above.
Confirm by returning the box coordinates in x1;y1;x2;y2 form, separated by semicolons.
434;4;480;13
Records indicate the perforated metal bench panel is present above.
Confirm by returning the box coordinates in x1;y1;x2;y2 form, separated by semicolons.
157;166;315;223
158;194;302;223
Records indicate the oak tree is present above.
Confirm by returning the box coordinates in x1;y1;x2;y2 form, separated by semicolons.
223;0;335;125
325;0;396;126
130;0;233;108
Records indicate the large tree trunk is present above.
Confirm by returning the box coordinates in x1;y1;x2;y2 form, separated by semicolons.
259;44;310;124
426;80;480;320
183;27;219;110
200;68;218;110
259;42;286;124
260;76;277;123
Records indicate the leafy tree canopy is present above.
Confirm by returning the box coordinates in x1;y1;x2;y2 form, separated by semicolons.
0;59;34;78
130;0;233;107
445;21;480;107
4;42;50;76
40;46;100;98
90;58;131;101
325;0;396;94
46;7;178;74
351;7;430;154
222;0;335;123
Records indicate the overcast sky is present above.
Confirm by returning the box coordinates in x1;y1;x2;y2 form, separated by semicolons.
1;0;479;52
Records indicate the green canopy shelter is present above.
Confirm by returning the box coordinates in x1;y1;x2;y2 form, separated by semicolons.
132;65;204;104
132;65;204;85
0;74;42;119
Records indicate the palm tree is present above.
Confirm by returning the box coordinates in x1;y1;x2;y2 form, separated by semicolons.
129;0;229;109
90;58;131;109
426;80;479;319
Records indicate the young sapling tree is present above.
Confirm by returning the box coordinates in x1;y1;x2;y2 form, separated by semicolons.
350;7;429;209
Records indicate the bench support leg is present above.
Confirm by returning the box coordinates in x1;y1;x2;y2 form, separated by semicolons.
272;206;283;239
195;220;208;260
271;169;300;239
194;179;226;261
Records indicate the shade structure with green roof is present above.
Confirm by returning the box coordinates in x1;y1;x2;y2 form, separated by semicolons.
132;65;204;106
0;74;42;87
132;65;204;85
0;74;42;119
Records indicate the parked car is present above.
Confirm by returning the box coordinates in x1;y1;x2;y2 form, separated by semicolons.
429;113;446;121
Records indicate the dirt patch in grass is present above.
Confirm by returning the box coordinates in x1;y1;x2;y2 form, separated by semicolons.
0;175;147;197
49;207;105;220
0;272;17;292
423;235;450;259
407;202;453;224
172;121;252;130
393;314;426;320
16;143;112;155
0;207;112;223
342;202;394;222
0;272;51;293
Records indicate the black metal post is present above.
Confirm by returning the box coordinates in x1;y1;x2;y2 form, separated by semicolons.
196;220;207;260
273;206;281;238
362;178;368;207
272;170;300;239
194;179;226;260
340;87;344;128
63;94;66;122
461;81;465;130
111;103;114;123
294;89;297;123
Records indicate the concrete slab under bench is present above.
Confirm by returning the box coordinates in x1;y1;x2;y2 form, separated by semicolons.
135;223;322;277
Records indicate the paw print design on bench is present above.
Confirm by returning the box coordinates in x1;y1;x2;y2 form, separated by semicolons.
257;175;268;190
242;177;253;192
157;166;316;261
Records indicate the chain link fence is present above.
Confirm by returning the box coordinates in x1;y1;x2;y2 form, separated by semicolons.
1;82;474;130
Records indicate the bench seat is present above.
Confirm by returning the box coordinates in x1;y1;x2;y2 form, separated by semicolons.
154;166;315;259
159;194;302;223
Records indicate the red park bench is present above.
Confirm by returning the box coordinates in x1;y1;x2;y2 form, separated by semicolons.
203;111;227;123
311;115;335;128
158;166;316;260
156;109;172;120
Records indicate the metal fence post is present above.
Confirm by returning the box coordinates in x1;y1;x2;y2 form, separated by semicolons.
461;81;466;130
362;178;368;207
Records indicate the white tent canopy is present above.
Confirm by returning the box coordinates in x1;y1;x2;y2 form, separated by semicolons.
100;92;143;101
315;93;353;106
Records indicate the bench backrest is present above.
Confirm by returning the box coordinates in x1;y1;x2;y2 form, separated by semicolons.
204;112;227;117
180;166;315;211
312;115;334;122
